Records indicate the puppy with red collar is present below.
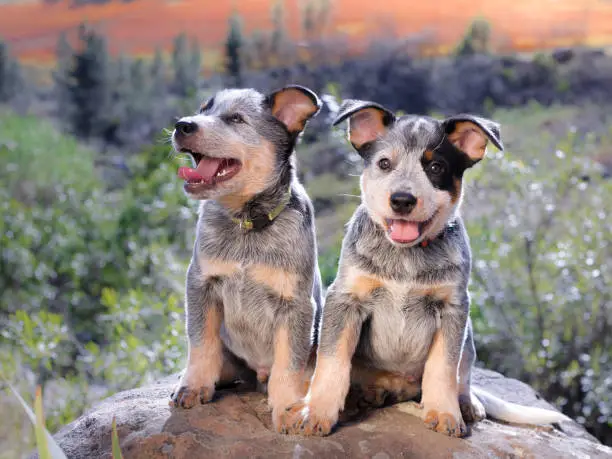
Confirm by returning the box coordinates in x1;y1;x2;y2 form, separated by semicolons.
279;99;569;436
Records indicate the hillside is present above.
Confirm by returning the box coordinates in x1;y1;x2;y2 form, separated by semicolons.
1;0;612;65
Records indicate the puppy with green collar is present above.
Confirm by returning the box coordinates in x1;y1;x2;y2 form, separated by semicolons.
170;85;323;432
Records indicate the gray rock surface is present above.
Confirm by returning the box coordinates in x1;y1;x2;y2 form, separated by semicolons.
44;368;612;459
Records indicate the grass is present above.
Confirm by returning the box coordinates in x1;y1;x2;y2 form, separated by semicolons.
6;382;123;459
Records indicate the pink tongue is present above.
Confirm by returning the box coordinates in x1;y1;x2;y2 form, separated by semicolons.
178;167;203;181
177;157;224;182
389;220;420;243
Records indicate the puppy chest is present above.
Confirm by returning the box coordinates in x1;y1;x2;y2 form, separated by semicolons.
355;278;459;372
198;258;298;367
199;256;300;301
217;275;277;367
362;294;438;371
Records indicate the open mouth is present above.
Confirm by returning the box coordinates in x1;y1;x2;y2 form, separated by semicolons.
177;149;242;190
384;213;436;244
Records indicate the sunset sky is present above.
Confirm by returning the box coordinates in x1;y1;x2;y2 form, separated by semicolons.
1;0;611;64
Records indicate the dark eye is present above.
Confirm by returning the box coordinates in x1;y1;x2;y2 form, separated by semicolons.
227;113;245;124
428;161;445;175
378;158;391;171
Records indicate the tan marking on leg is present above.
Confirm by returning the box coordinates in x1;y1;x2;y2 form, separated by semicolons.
457;339;485;423
421;329;466;437
248;264;298;300
171;306;224;408
280;325;356;436
268;325;306;432
200;258;240;278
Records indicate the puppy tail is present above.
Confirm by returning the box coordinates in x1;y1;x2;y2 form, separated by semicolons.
473;386;571;425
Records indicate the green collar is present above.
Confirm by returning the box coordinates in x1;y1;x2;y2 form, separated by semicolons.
231;186;292;231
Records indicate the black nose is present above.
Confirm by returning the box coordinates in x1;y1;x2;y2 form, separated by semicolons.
390;192;417;214
174;121;198;136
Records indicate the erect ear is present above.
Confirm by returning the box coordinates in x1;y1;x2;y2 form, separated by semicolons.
332;99;396;151
266;85;321;133
443;114;503;163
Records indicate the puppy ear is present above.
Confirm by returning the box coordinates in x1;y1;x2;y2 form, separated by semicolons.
443;114;503;163
266;85;321;133
332;99;395;151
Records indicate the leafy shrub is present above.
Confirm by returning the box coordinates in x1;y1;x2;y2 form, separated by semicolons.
0;111;192;455
464;111;611;442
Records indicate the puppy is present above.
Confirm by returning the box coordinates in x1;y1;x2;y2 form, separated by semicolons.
280;99;569;436
170;85;323;432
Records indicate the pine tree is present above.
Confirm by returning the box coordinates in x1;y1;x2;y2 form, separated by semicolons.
301;0;316;41
456;18;491;56
150;47;166;97
53;32;74;124
68;24;112;139
225;13;243;86
270;0;285;60
0;39;23;103
172;34;200;97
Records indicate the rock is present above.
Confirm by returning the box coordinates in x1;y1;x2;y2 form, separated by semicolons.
41;368;611;459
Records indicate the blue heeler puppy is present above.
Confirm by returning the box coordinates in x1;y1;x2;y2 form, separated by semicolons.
170;85;323;432
279;99;569;436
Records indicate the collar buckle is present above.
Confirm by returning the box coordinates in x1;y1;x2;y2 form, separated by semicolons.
232;186;292;232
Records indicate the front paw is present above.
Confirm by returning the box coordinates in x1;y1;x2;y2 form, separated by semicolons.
459;392;485;424
277;402;338;436
423;405;467;437
170;384;215;409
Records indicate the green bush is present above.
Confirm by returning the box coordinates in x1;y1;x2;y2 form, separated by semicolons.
0;110;192;455
464;111;611;442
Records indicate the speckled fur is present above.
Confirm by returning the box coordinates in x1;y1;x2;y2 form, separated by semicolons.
279;99;503;437
169;86;323;431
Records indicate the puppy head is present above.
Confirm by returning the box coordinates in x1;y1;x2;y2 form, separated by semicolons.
172;85;320;208
333;99;503;247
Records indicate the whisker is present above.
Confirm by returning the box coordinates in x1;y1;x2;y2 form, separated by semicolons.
339;194;361;199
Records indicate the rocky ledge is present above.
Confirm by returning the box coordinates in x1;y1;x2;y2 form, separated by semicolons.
41;368;611;459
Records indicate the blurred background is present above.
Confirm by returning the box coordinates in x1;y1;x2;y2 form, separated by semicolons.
1;0;611;456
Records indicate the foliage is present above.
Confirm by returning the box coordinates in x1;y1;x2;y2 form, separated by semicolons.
464;105;612;443
6;384;67;459
171;33;201;98
0;110;193;456
6;383;124;459
52;25;196;149
270;0;286;58
225;13;243;86
455;17;492;56
66;24;112;139
0;39;23;103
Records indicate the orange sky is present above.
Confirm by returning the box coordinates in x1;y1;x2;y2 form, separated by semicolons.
1;0;611;65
